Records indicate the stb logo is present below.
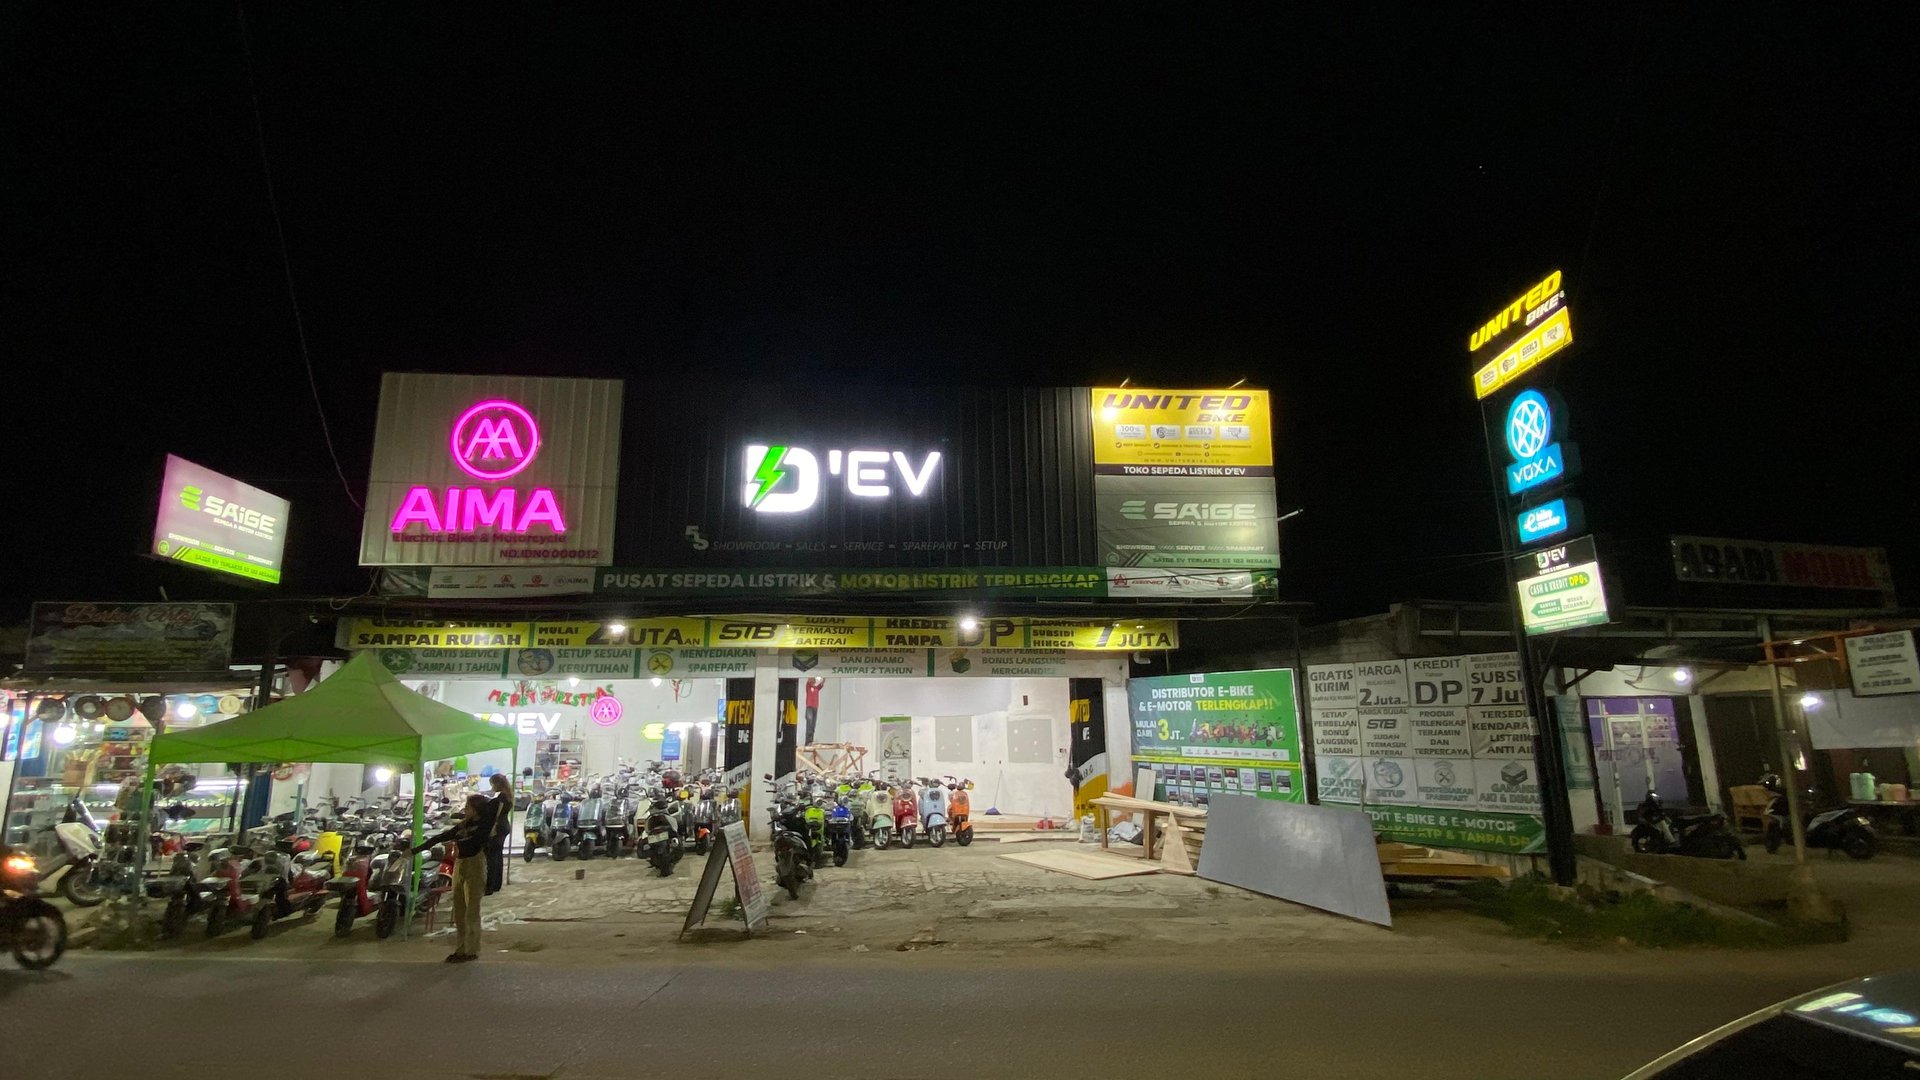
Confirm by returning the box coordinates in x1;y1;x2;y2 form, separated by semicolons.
1505;390;1551;460
451;399;541;480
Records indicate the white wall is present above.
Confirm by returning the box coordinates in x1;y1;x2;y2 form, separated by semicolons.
431;677;729;778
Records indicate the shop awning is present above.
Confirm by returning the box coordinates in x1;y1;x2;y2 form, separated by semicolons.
148;651;516;767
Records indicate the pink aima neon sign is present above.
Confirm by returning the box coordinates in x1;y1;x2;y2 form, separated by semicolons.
389;399;569;534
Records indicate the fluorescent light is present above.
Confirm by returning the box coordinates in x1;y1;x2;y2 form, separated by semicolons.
373;766;393;783
1671;667;1692;686
52;724;76;746
651;677;663;687
959;615;979;633
176;701;198;719
1800;692;1822;711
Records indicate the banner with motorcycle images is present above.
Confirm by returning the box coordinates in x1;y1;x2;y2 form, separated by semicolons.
340;615;1178;652
1129;669;1306;804
1305;654;1546;854
778;648;1127;680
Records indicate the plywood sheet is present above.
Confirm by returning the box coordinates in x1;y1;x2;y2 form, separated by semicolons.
998;849;1162;880
1197;795;1392;927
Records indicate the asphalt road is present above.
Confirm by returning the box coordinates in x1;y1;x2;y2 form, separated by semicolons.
0;954;1837;1080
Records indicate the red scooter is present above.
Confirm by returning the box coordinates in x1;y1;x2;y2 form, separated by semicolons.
894;786;920;848
331;837;413;939
201;848;261;938
246;850;333;940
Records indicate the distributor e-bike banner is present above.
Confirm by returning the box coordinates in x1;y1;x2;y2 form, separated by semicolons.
1128;669;1305;804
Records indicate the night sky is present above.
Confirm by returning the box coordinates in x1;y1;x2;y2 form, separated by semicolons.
6;5;1917;623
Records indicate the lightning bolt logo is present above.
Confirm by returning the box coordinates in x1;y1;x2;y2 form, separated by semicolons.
748;445;789;508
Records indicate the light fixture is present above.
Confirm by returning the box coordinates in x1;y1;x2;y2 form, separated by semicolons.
607;622;627;636
651;677;663;687
373;766;393;783
959;615;979;633
1671;667;1693;686
568;676;580;688
52;724;76;746
1800;692;1822;711
1226;377;1247;390
175;700;198;719
1100;406;1120;422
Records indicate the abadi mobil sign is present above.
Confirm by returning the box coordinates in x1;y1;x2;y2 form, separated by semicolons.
358;374;623;566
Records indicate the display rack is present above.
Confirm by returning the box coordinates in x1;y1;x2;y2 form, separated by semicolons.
535;738;586;779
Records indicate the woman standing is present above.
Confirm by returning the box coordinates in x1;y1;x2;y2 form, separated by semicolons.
415;793;493;963
485;773;513;896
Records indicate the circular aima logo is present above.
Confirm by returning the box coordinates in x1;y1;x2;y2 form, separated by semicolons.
1505;390;1552;460
451;399;542;480
589;695;624;728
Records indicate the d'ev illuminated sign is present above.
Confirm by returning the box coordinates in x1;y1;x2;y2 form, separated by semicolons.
743;443;942;514
390;399;569;534
1504;389;1573;495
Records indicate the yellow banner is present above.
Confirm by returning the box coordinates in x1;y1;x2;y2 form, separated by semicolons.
343;616;1180;651
1091;388;1273;474
342;620;533;649
1472;306;1573;400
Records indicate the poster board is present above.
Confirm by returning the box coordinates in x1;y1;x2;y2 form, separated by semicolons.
680;820;769;937
1129;669;1305;804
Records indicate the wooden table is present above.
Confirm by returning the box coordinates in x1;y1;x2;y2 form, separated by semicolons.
1091;794;1206;865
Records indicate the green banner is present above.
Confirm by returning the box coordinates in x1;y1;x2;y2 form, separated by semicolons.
597;567;1109;599
1321;802;1546;854
1129;669;1305;803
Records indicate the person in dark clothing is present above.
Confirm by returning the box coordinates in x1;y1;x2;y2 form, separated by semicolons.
416;793;492;963
484;773;512;895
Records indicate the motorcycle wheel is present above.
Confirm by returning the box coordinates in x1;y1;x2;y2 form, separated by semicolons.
1844;830;1876;860
696;835;711;856
375;897;400;939
251;905;274;940
873;832;888;851
579;838;595;861
306;894;328;916
1629;825;1661;854
163;895;189;939
656;857;674;878
334;901;357;938
956;825;974;847
930;826;946;848
552;838;570;862
1764;823;1783;855
833;842;848;868
902;830;914;849
9;899;66;970
204;899;227;939
59;864;107;907
523;840;536;863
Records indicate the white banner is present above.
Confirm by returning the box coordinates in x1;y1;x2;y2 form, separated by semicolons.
1845;630;1920;697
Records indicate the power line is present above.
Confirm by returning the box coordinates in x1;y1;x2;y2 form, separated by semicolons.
236;1;361;511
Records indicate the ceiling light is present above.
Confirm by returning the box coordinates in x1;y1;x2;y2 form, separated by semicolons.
959;615;979;633
1671;667;1692;686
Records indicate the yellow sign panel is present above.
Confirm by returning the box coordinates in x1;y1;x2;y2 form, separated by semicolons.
343;620;533;649
1471;306;1573;400
1029;619;1178;651
1091;388;1273;475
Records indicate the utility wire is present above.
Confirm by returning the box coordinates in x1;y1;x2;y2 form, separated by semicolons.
237;1;361;511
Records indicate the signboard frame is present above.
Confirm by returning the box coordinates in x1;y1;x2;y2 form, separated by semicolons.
151;455;291;585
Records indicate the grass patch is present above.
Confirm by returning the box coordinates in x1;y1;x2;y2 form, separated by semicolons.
1456;878;1847;949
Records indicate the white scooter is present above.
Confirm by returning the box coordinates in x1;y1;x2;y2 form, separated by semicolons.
39;800;106;907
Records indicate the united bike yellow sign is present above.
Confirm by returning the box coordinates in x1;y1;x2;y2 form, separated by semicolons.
343;616;1178;651
1091;388;1273;476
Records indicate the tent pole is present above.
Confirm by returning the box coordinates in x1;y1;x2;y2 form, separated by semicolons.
507;747;518;886
407;758;425;942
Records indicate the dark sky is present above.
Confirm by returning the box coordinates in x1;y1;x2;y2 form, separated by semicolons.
5;5;1917;622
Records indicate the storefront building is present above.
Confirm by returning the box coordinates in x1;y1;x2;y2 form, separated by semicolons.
321;374;1291;836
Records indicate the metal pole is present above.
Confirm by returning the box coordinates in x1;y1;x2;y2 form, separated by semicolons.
1760;616;1810;865
407;758;425;940
507;746;517;887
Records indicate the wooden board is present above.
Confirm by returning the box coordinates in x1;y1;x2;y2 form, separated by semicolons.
1092;794;1208;818
1380;861;1511;880
990;833;1085;844
998;849;1163;880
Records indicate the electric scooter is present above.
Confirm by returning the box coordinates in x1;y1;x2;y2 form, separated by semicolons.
2;845;67;970
765;779;813;900
573;787;607;860
520;793;552;863
247;850;334;940
645;797;683;877
945;775;974;846
894;785;920;848
827;794;855;867
201;847;266;938
918;778;950;848
865;785;896;849
34;799;105;907
550;792;580;861
1630;793;1745;860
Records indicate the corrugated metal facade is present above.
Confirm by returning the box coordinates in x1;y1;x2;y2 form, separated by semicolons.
618;386;1098;567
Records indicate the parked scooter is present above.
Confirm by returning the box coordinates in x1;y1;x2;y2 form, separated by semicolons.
827;794;855;867
945;776;974;847
603;787;634;859
573;786;607;860
802;790;830;868
765;779;814;900
2;845;67;970
1761;773;1876;859
865;785;896;849
153;839;216;939
246;850;334;940
644;797;683;877
200;846;265;938
520;793;553;863
918;778;950;848
549;793;580;861
1630;793;1745;860
893;785;920;848
34;799;106;907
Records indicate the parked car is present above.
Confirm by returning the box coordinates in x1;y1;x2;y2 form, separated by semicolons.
1622;971;1919;1078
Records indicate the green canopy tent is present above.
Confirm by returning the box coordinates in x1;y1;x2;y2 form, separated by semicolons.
143;651;519;931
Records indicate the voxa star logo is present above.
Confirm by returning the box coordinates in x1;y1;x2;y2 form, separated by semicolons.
743;443;942;513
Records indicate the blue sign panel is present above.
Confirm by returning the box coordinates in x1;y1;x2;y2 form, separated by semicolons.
1507;442;1566;494
662;730;682;761
1517;498;1573;544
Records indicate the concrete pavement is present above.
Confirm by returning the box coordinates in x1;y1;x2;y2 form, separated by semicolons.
0;953;1845;1080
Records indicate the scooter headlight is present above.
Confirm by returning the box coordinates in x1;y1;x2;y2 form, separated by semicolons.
4;853;36;877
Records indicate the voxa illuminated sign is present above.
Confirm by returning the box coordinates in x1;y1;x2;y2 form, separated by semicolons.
390;399;569;534
1504;389;1578;496
743;444;942;514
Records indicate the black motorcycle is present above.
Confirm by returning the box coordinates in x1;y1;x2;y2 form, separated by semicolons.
764;780;814;901
1630;793;1746;860
1760;774;1876;859
2;845;68;970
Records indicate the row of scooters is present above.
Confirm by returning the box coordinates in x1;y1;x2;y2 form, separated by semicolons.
765;773;975;900
519;763;741;877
